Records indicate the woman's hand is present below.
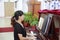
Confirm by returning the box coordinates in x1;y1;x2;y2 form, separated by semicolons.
26;36;37;40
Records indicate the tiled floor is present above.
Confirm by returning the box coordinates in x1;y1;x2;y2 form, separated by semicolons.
0;32;14;40
0;17;11;28
0;17;14;40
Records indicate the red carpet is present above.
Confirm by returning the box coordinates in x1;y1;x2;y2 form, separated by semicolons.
0;27;14;32
0;27;59;33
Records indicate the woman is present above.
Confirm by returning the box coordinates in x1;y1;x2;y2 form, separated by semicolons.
11;11;29;40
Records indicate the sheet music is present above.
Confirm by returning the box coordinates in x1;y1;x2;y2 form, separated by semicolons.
38;17;45;30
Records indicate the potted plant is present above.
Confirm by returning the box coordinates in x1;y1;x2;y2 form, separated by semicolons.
23;12;32;27
29;14;38;30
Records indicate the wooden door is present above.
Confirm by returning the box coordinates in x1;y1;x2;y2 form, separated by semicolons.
34;2;41;15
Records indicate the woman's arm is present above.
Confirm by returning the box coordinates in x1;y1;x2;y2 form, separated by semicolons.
18;34;37;40
18;34;29;40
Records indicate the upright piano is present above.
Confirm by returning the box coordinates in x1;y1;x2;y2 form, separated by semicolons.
36;9;60;40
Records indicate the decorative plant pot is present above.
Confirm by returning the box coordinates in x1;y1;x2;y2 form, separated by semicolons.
31;26;36;31
23;22;30;27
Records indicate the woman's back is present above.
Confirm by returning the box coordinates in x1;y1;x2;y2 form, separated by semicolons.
14;22;26;40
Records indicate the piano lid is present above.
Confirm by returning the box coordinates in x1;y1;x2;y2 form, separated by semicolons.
38;9;60;15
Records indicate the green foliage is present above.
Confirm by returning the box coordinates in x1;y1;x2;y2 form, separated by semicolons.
29;14;38;26
24;12;38;26
24;12;32;22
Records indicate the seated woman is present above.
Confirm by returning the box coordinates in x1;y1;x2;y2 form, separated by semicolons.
11;11;32;40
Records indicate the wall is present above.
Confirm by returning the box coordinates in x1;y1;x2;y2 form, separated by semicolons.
0;2;4;17
22;0;28;12
4;2;14;17
15;0;28;12
0;0;28;17
15;0;22;11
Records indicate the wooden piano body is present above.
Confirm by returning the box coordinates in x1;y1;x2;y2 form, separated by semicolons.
36;9;60;40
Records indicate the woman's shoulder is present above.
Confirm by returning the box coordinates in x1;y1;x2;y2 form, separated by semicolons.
14;22;21;27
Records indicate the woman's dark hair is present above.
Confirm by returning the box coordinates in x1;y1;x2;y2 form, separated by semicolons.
11;10;24;26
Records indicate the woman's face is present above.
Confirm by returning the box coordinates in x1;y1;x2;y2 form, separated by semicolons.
19;15;24;21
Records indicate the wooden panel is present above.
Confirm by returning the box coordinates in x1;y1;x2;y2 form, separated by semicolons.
4;2;14;17
29;0;40;4
29;0;35;4
34;4;41;15
28;0;41;16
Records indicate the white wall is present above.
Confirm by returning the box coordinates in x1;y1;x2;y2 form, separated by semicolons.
0;0;16;17
38;0;49;10
15;0;23;11
3;0;17;2
0;2;4;17
15;0;28;13
0;0;26;17
0;0;28;17
22;0;28;12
